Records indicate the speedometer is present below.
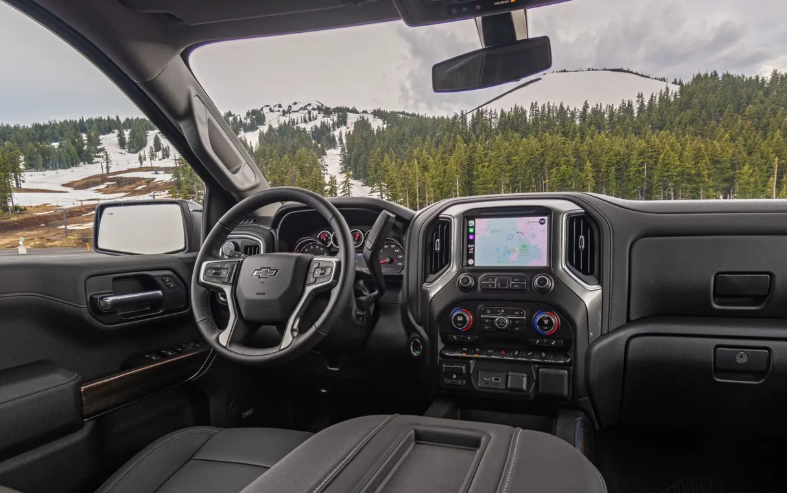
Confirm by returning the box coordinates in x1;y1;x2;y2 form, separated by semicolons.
379;239;405;275
293;238;329;256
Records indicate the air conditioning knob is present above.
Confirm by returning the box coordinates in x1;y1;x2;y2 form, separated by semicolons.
533;274;553;293
533;311;559;336
457;274;475;291
450;308;473;332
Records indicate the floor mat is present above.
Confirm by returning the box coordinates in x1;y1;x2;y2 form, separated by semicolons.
661;478;787;493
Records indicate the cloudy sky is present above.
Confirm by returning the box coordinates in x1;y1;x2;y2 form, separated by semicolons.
2;0;787;125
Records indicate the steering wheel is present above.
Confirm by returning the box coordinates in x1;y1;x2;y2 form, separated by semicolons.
191;187;355;366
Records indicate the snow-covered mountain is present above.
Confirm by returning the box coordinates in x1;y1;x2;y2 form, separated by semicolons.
478;70;679;113
237;100;383;198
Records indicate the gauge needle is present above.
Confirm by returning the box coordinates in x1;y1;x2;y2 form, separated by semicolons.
380;257;393;264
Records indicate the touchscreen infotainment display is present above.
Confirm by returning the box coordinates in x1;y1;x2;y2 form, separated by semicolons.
466;216;549;267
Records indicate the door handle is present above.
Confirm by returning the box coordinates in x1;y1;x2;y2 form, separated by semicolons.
98;290;164;312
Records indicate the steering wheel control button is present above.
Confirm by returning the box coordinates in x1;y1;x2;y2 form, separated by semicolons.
457;274;475;291
450;308;473;331
533;274;554;293
533;311;559;336
203;261;239;285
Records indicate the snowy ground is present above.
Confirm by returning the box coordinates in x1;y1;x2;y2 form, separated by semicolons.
14;130;176;207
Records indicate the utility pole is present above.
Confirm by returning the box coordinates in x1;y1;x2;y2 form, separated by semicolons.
774;157;778;199
56;208;68;237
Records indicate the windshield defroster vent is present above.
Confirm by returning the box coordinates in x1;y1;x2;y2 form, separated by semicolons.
566;214;599;285
426;218;451;281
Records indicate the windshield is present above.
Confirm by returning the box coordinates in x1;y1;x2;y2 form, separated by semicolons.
190;1;787;206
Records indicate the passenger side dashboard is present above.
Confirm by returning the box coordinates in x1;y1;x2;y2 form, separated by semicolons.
409;193;787;436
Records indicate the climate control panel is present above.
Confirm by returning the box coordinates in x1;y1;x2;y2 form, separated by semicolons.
439;301;572;349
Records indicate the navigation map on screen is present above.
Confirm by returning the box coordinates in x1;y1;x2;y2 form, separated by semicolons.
468;216;548;267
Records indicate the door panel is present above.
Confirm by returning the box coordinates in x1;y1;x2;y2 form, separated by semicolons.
0;251;211;492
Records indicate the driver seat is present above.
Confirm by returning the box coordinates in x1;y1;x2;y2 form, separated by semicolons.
95;427;312;493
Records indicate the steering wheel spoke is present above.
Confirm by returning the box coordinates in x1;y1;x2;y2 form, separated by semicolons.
280;257;341;350
199;259;243;347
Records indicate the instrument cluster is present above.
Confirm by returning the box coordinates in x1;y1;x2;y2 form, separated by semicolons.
293;228;406;275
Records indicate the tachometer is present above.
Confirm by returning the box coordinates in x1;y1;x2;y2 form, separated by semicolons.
294;238;330;256
379;239;405;275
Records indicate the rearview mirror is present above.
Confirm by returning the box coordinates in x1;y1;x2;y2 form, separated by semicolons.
94;199;201;255
432;36;552;93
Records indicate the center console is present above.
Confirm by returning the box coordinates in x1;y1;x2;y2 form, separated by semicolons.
423;200;602;404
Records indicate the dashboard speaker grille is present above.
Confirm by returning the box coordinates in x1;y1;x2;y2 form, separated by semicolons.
426;218;451;279
567;214;597;279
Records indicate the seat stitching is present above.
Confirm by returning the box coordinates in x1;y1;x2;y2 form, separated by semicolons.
594;468;607;493
0;372;78;405
500;428;521;493
312;415;396;493
102;428;219;493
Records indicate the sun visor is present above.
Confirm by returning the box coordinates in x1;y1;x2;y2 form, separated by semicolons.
119;0;351;25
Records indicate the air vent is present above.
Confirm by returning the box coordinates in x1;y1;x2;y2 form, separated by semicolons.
566;214;599;283
426;218;451;280
238;218;255;226
244;244;260;256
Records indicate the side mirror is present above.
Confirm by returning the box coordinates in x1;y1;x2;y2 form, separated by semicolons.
432;36;552;93
93;199;202;255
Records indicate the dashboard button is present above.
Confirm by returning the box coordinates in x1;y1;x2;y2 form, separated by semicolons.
510;276;527;284
510;282;527;290
447;334;461;342
510;308;525;317
494;317;510;330
480;282;497;290
492;307;509;315
480;307;494;316
480;324;495;332
497;277;510;289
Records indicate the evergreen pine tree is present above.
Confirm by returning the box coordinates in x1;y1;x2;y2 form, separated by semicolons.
117;129;126;149
339;172;353;197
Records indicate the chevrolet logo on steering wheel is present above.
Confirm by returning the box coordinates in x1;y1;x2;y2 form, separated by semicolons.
251;267;279;278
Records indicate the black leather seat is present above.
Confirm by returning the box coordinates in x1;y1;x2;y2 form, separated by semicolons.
98;415;606;493
95;427;312;493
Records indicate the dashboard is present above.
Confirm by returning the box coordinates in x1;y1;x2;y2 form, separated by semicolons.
221;193;787;438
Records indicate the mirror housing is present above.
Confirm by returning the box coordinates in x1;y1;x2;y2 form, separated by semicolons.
432;36;552;93
93;199;202;255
